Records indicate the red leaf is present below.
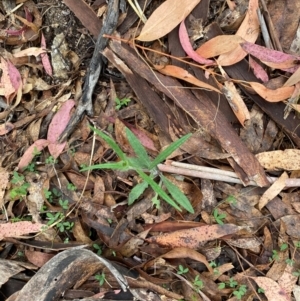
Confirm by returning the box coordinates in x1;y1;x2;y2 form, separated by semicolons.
179;21;214;65
7;60;22;90
40;33;53;76
47;99;75;158
241;41;300;70
17;139;49;170
249;56;269;83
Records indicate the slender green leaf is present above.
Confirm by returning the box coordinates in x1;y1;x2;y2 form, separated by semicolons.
91;126;126;160
128;181;149;205
149;133;192;169
127;157;149;170
160;175;194;213
136;170;181;211
125;127;152;168
80;161;128;171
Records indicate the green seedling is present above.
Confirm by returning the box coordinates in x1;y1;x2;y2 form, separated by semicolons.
67;183;76;191
193;275;204;290
57;221;74;232
81;126;194;213
286;258;294;266
95;272;106;286
280;243;288;251
9;171;30;200
293;269;300;277
233;284;247;300
115;97;131;110
257;287;265;294
177;265;189;275
93;243;103;255
269;250;279;262
213;209;226;225
225;195;237;205
45;156;57;164
59;199;69;210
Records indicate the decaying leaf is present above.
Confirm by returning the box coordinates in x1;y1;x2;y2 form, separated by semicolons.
196;35;245;58
256;149;300;170
247;82;295;102
47;99;75;158
252;276;290;301
147;224;241;248
217;0;259;66
155;65;220;93
179;20;214;65
258;172;288;210
137;0;201;41
0;221;45;240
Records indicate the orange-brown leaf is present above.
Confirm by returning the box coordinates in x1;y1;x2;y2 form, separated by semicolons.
196;35;245;58
156;65;220;93
217;0;259;66
248;82;295;102
147;224;240;248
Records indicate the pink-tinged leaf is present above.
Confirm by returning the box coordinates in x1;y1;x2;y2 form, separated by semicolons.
124;123;158;152
47;100;75;158
0;58;17;102
17;139;49;170
252;277;290;301
7;60;22;90
40;33;53;76
217;0;259;66
0;122;14;135
179;21;214;65
137;0;201;42
155;64;220;93
24;6;33;22
6;28;25;36
0;221;45;240
249;56;269;83
248;82;295;102
241;41;300;69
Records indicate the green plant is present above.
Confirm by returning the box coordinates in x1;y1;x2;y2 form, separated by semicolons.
59;199;69;210
293;269;300;277
225;195;237;205
95;272;106;286
286;258;294;266
233;284;247;300
280;243;288;251
46;212;64;226
269;250;280;262
24;162;36;172
213;209;226;225
45;156;57;164
193;275;204;290
81;127;194;213
9;171;30;200
93;243;103;255
228;278;238;288
57;221;74;232
67;183;76;191
115;97;131;110
257;287;265;294
177;265;189;275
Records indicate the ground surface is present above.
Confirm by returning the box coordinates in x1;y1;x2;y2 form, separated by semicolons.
1;0;300;300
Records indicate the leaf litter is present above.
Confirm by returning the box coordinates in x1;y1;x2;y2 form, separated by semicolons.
1;0;300;300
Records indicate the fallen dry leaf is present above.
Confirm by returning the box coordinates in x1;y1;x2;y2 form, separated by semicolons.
256;149;300;170
47;99;75;158
217;0;259;66
258;172;288;210
137;0;201;42
147;224;241;248
196;35;245;58
252;276;290;301
247;82;295;102
179;20;214;65
155;65;220;93
0;221;45;240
